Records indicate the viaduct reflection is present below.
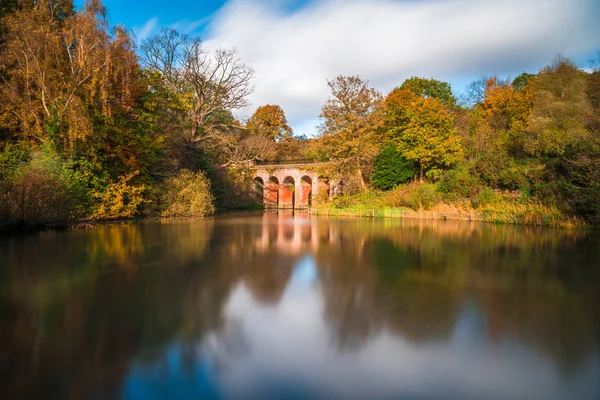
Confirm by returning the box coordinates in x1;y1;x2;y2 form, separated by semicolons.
0;216;598;399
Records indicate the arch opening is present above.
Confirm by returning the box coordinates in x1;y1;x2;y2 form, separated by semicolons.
253;177;264;205
266;177;279;208
280;176;295;209
298;175;312;208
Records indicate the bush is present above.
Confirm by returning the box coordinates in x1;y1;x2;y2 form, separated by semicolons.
91;171;146;220
1;152;89;227
438;167;480;201
210;166;257;209
386;183;440;210
158;169;214;217
371;143;414;190
472;187;498;208
411;184;440;210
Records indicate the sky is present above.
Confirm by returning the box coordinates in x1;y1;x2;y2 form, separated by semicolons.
77;0;600;137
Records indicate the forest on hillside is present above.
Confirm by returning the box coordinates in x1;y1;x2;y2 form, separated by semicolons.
1;0;599;229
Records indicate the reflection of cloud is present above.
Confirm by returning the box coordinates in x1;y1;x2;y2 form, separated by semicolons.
291;256;318;287
199;266;600;400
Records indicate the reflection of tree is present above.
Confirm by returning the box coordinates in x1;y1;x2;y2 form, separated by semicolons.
0;216;598;398
0;220;217;399
310;218;599;369
475;286;598;373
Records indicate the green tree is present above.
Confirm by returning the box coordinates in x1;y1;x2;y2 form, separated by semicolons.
384;88;463;182
371;143;413;190
399;77;457;109
512;72;535;91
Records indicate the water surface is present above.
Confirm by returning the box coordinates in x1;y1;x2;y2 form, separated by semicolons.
1;214;599;399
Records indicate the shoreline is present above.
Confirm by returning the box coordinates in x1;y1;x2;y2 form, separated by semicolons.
0;205;591;236
309;205;588;230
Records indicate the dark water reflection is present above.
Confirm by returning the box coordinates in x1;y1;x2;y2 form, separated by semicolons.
1;214;599;399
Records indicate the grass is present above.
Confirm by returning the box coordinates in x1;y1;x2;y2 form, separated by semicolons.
311;185;585;229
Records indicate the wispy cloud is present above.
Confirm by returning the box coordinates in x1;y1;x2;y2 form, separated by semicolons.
132;17;159;44
169;15;215;35
201;0;600;136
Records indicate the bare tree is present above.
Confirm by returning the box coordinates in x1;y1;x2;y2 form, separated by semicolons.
460;76;488;108
140;28;187;90
140;28;254;151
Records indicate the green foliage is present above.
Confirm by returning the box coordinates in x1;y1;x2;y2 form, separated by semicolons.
158;169;215;217
560;138;600;224
371;143;413;190
1;151;89;228
386;183;440;210
512;72;535;91
384;89;463;181
473;187;498;208
410;184;440;210
0;142;29;180
438;167;481;201
331;190;387;209
472;149;527;190
399;77;457;109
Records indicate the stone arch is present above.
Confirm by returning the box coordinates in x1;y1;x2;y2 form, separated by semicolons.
266;177;279;208
253;177;264;205
297;175;312;208
279;176;295;209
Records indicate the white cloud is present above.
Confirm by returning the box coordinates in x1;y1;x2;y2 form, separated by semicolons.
132;17;159;44
168;16;214;35
201;0;600;135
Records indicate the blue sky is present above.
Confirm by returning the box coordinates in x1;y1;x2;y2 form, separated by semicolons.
76;0;600;136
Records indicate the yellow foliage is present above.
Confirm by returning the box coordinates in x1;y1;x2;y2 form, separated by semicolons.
159;169;215;217
91;172;145;220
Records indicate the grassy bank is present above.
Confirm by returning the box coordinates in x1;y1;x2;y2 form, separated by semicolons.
310;186;585;229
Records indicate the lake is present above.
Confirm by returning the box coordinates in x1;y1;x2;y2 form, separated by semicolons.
1;213;599;399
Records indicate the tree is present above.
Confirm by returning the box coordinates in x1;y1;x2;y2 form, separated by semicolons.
318;75;382;191
460;76;488;108
512;72;535;91
384;88;462;182
140;28;254;150
246;104;300;161
246;104;292;141
399;77;456;109
479;76;533;135
217;118;277;166
371;143;413;190
525;57;591;156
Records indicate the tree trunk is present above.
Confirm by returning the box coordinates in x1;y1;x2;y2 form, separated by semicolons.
419;164;424;183
357;163;366;191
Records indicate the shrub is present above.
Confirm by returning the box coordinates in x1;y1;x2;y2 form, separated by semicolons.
438;167;480;201
371;143;414;190
159;169;215;217
1;152;89;227
91;171;146;220
411;184;440;210
210;166;257;209
385;183;440;210
473;187;498;208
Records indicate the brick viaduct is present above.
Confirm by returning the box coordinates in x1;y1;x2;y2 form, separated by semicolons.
250;162;333;209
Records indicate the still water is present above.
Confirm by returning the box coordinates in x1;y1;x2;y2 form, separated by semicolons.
0;214;599;400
